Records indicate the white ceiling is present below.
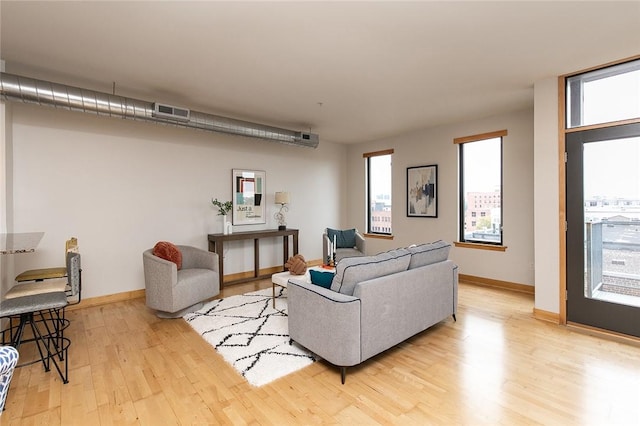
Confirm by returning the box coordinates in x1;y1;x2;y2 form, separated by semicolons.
1;1;639;144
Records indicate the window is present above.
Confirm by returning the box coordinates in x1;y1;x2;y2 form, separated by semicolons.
364;149;393;235
455;130;506;245
567;59;640;128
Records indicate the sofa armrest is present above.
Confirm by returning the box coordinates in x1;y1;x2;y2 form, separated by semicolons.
322;233;330;263
355;231;366;255
143;249;178;309
178;245;218;271
143;250;177;284
287;279;362;367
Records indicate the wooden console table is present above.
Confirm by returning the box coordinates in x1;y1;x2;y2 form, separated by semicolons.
208;228;299;287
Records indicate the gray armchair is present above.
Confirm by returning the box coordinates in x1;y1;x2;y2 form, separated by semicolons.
322;228;366;264
143;245;219;318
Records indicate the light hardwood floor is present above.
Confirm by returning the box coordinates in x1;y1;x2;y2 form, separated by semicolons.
3;280;639;425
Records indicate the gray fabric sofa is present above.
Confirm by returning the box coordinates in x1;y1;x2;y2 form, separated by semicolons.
143;245;220;318
288;241;457;383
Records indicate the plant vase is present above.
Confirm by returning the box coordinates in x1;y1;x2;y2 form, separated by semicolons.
222;214;233;235
222;214;229;235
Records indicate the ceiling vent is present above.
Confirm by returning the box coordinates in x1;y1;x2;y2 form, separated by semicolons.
152;103;190;122
0;72;319;148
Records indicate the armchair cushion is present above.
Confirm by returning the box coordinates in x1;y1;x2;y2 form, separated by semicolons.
153;241;182;270
327;228;357;248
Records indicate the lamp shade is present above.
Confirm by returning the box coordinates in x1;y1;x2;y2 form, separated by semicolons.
275;192;290;204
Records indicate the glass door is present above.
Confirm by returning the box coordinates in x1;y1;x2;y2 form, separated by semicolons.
566;123;640;337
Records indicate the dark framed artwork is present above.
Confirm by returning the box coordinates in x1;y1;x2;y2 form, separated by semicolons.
407;165;438;217
232;169;266;225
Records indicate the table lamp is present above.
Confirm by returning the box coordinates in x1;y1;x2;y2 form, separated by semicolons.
274;192;290;230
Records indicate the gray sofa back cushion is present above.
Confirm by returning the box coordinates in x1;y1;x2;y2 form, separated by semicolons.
331;248;411;295
407;240;451;269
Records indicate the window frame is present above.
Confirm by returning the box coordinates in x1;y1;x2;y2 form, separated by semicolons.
566;59;640;129
454;130;507;249
363;149;394;236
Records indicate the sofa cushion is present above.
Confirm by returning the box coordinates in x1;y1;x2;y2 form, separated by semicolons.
331;248;411;295
309;269;335;288
327;228;357;248
153;241;183;270
407;240;451;269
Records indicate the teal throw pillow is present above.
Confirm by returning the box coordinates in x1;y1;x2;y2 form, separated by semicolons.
309;269;335;289
327;228;357;248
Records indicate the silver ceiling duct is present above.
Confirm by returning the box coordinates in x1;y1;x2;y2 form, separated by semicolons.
0;72;319;148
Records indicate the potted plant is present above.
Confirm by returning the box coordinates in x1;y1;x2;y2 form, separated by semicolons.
211;198;233;234
211;198;232;216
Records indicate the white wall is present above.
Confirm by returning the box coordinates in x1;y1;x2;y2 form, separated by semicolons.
2;78;564;313
346;108;535;287
533;77;561;313
8;103;346;299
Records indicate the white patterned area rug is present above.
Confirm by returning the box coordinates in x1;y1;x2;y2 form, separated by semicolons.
184;288;317;387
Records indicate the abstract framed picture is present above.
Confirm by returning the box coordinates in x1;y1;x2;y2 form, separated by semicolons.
407;164;437;218
232;169;266;225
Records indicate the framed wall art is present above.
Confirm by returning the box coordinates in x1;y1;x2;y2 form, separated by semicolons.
407;164;437;218
232;169;266;225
